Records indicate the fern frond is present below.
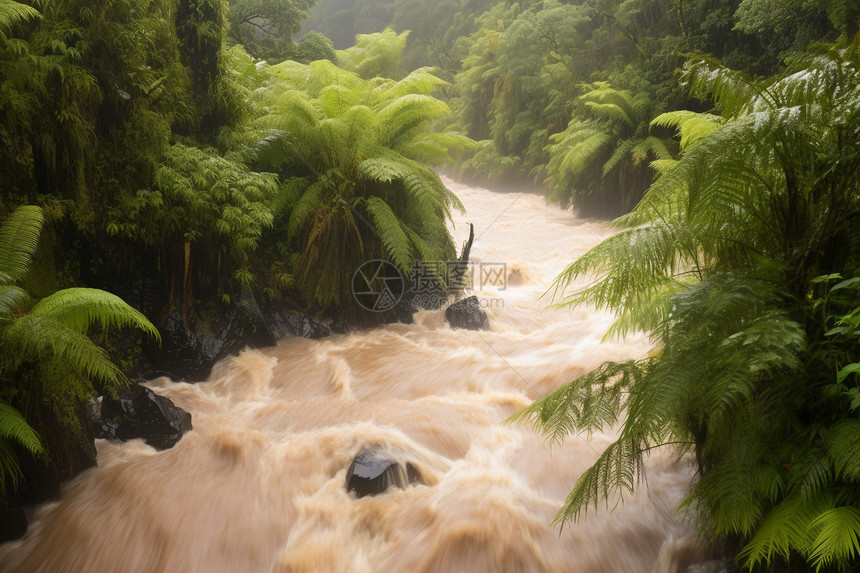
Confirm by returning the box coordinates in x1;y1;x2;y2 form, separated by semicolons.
0;0;40;39
684;57;760;117
508;360;647;443
554;434;644;525
602;138;635;175
0;205;44;285
287;180;331;243
4;315;124;386
0;285;28;318
0;402;41;455
739;493;825;567
826;419;860;482
808;506;860;570
580;83;636;127
651;111;725;151
27;288;160;341
362;196;413;271
0;401;42;495
358;155;413;184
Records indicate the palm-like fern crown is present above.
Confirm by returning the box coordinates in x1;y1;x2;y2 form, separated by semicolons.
544;81;671;211
255;59;469;311
516;42;860;571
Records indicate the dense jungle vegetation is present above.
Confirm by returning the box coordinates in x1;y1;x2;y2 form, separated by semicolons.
1;0;859;569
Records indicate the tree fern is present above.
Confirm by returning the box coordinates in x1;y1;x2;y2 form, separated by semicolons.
517;41;860;571
544;82;670;214
256;56;468;316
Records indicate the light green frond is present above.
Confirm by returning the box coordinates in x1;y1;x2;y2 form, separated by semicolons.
400;132;475;164
358;155;413;184
738;493;825;567
401;169;449;215
684;58;760;117
0;0;40;39
4;315;124;386
580;83;636;126
288;180;331;242
268;90;320;130
319;84;359;118
382;67;447;99
27;287;160;342
643;136;673;161
0;205;44;285
583;101;634;127
808;506;860;570
546;224;689;315
558;131;612;177
651;111;725;151
649;158;679;176
378;94;451;148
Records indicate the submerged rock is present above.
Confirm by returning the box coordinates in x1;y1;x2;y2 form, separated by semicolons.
95;384;192;451
444;295;489;330
345;448;422;498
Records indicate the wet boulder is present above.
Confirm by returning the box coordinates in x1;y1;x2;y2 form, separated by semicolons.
346;448;422;498
265;310;332;340
444;295;489;330
149;295;278;382
95;384;192;451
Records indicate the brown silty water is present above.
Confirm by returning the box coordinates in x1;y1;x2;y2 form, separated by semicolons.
0;177;704;572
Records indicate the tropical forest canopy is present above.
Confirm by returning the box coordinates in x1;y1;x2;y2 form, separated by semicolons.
1;0;860;570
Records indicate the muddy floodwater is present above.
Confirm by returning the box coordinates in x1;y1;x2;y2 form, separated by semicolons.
0;178;703;572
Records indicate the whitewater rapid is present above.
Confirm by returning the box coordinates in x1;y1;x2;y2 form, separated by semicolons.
0;177;702;572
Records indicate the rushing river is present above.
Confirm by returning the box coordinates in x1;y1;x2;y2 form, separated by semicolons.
1;178;704;572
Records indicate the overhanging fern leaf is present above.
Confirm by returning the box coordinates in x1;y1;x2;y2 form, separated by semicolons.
28;288;160;342
0;205;44;284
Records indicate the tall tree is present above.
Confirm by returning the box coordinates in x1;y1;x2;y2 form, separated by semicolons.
228;0;317;62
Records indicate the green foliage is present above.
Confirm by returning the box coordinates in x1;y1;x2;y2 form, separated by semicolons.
516;42;860;571
545;82;670;214
0;206;159;496
0;403;42;496
254;58;467;315
296;30;335;63
228;0;317;62
336;27;409;80
0;0;38;40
